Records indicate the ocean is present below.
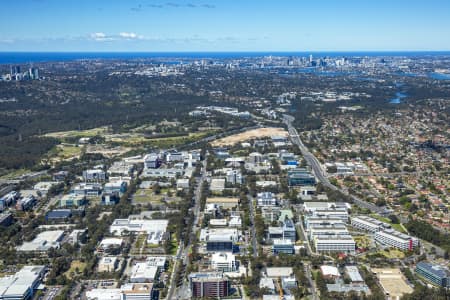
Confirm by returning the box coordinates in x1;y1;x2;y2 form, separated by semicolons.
1;51;450;64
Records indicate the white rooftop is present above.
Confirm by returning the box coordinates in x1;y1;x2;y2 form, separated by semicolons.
266;267;293;278
17;230;64;252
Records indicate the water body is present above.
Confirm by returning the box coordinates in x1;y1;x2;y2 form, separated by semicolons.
389;92;407;104
429;72;450;80
1;51;450;64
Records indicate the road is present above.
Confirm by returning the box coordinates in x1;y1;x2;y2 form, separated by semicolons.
247;195;258;257
167;153;208;300
296;220;313;255
304;263;319;300
283;114;386;214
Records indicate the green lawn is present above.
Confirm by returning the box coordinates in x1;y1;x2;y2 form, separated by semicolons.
370;214;407;233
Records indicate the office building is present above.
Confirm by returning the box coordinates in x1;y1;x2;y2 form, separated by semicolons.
257;192;278;207
272;239;294;255
83;169;106;182
210;252;238;272
60;194;86;207
415;261;450;288
98;256;119;272
0;265;46;300
374;229;418;251
45;209;72;222
130;263;158;283
282;218;296;241
17;230;64;253
104;181;127;195
72;183;102;197
314;235;356;253
201;228;240;253
110;218;168;245
0;212;13;227
15;195;36;211
351;216;391;233
226;170;244;185
87;283;156;300
189;272;230;299
97;238;124;254
267;227;283;240
309;223;349;239
287;168;316;186
143;153;161;169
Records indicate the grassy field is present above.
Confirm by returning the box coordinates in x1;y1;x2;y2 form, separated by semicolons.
370;214;407;233
379;248;406;259
64;260;86;279
133;189;165;204
44;126;109;139
47;144;83;162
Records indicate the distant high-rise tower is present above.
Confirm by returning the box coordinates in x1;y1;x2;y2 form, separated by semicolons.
31;68;39;80
10;66;21;76
309;54;313;63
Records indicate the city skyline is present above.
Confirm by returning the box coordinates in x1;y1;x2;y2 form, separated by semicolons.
1;0;450;52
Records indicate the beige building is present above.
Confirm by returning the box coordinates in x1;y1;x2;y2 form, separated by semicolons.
98;256;119;272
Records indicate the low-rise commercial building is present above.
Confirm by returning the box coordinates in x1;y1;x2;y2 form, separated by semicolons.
98;256;119;272
0;265;46;300
109;218;169;245
59;194;86;207
17;230;65;253
0;212;13;226
257;192;278;207
144;153;162;169
46;209;72;222
211;253;238;272
287;168;316;186
129;263;159;283
272;239;294;255
83;169;106;181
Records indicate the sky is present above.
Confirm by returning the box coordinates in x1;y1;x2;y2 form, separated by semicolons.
1;0;450;52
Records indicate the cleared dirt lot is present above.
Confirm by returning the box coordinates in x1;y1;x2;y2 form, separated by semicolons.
372;268;413;299
211;127;288;146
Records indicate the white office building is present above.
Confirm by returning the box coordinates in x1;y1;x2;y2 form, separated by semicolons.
374;229;419;251
0;265;46;300
309;223;349;239
109;218;168;245
130;263;159;283
211;253;238;272
314;235;356;253
351;216;391;233
257;192;278;207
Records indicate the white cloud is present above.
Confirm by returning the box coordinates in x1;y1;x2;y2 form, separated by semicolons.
89;32;145;41
119;32;144;40
90;32;113;41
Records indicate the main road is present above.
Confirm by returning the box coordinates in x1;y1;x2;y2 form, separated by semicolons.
247;195;258;258
167;152;208;300
283;114;386;214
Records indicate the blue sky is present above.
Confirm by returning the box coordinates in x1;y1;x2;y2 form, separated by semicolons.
1;0;450;51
